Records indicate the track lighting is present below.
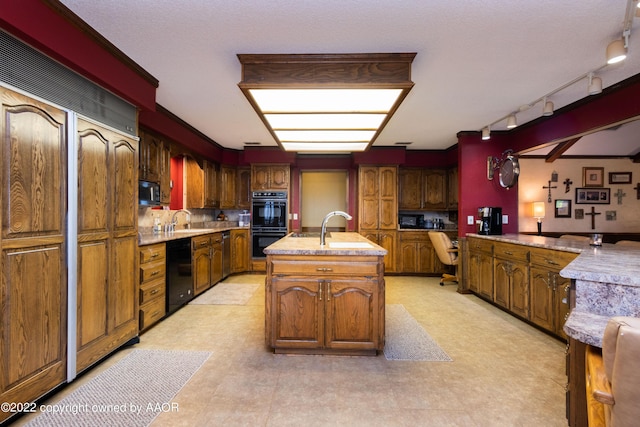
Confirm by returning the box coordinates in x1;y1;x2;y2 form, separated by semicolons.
588;73;602;95
506;114;517;129
606;38;627;64
542;98;554;116
482;126;490;140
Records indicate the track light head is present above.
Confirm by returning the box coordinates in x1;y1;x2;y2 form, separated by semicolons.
606;38;627;64
506;114;517;129
542;98;554;116
588;73;602;95
481;127;490;140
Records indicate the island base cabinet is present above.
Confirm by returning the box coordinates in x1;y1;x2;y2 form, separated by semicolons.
266;254;384;356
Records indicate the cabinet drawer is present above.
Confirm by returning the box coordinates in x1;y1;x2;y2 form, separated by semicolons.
468;237;493;254
399;232;431;243
139;278;165;305
493;242;529;262
271;257;379;276
140;296;166;331
140;260;165;283
140;243;165;264
192;235;211;250
530;247;578;269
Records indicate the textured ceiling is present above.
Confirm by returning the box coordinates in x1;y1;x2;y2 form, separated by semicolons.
60;0;640;154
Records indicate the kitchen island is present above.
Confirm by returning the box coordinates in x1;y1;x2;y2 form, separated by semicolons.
264;232;387;356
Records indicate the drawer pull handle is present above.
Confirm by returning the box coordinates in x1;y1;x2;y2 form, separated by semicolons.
318;282;322;301
151;310;160;318
504;251;513;255
546;259;559;266
316;267;333;272
150;289;159;295
327;281;331;301
150;253;159;259
150;270;160;276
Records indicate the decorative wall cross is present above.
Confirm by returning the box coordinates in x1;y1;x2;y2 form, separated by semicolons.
563;178;573;193
584;206;601;230
614;188;626;205
542;180;557;203
634;183;640;200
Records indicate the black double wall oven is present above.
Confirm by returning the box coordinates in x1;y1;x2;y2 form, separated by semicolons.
251;191;287;258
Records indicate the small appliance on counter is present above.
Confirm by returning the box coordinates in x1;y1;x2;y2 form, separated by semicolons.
399;214;425;229
238;210;250;227
477;207;502;235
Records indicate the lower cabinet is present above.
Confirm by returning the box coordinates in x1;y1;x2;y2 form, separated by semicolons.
467;237;494;298
361;230;397;273
139;243;166;332
493;242;529;318
192;233;224;296
266;255;385;355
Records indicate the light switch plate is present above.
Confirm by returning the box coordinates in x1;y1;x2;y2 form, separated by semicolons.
502;214;508;224
467;215;474;225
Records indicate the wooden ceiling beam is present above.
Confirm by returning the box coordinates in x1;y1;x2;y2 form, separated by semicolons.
545;137;581;162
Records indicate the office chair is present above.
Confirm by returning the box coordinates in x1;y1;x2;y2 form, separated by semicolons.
428;231;458;286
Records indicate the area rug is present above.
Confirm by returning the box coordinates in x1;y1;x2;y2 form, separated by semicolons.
189;282;259;305
384;304;452;362
26;349;211;427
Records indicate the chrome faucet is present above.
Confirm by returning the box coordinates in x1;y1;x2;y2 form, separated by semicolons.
320;211;353;246
171;209;192;231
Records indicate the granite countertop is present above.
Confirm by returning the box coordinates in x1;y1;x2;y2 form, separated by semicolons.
264;232;387;256
139;224;249;246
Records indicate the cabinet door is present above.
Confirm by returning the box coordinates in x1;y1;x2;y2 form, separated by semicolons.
554;273;571;339
447;167;458;209
400;242;418;273
417;241;436;273
231;229;249;273
378;231;397;273
477;253;494;300
493;259;511;309
139;130;161;183
193;246;211;296
423;169;447;209
325;278;378;350
271;277;323;349
270;165;289;189
398;169;423;209
185;157;204;209
210;234;223;285
219;166;236;209
236;167;252;209
359;199;379;230
510;262;529;319
160;142;171;204
530;267;555;331
203;160;218;208
378;167;397;229
251;165;270;190
468;252;481;292
0;88;67;416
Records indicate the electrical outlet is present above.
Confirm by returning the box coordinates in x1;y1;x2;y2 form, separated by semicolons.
467;215;474;225
502;215;508;224
293;213;298;220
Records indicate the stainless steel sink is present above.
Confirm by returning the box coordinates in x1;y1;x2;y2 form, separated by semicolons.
289;232;326;238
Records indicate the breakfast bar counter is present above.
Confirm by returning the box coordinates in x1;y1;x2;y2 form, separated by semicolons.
263;232;387;356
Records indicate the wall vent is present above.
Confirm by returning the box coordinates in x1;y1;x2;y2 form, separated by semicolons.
0;30;137;135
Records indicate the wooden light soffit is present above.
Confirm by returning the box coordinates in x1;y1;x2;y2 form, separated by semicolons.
237;53;416;151
545;137;582;162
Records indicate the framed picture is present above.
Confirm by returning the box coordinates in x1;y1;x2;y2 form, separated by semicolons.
608;171;632;184
554;199;571;218
575;187;610;204
575;208;584;219
582;167;604;187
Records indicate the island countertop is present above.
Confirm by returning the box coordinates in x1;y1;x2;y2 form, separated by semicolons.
264;232;387;256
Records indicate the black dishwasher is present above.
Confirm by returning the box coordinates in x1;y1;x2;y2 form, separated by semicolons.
166;238;194;314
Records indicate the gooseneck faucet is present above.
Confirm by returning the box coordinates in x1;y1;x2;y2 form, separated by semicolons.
171;209;192;231
320;211;353;246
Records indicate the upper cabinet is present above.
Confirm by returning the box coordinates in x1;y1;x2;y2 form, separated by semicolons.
251;164;290;191
203;160;219;208
398;168;451;211
359;166;397;230
160;142;171;205
236;167;252;209
447;167;458;210
219;165;236;209
139;129;161;183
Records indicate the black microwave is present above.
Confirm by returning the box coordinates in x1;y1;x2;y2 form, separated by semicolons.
139;180;161;206
399;214;425;229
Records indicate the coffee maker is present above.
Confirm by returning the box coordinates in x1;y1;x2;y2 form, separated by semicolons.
477;207;502;235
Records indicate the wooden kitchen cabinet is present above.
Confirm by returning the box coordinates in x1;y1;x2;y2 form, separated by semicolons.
219;165;236;209
362;230;397;273
192;233;224;295
529;247;577;339
231;229;250;273
266;254;384;355
139;128;161;183
447;167;458;210
203;159;219;208
0;88;67;422
236;167;252;209
467;237;494;298
493;242;529;317
251;163;290;190
159;140;171;204
139;243;166;331
398;168;448;210
76;117;138;373
359;166;397;230
399;232;436;273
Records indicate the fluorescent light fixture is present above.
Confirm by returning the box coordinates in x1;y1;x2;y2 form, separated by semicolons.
281;142;369;152
237;53;415;152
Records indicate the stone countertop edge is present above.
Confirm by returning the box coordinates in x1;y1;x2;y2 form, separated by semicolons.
264;232;387;256
467;233;640;287
563;310;608;348
139;225;249;246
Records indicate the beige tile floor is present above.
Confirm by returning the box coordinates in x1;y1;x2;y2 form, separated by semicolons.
16;274;568;426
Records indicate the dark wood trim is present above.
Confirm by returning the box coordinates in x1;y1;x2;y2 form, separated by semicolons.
545;137;581;162
42;0;159;87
